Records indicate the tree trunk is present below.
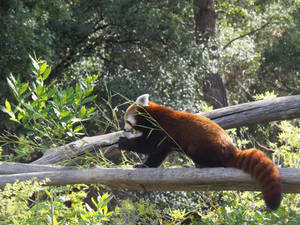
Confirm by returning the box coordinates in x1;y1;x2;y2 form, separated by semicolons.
193;0;229;108
193;0;216;42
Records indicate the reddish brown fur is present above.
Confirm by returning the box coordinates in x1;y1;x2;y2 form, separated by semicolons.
119;101;282;210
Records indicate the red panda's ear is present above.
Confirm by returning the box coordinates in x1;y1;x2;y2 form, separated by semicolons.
136;94;149;107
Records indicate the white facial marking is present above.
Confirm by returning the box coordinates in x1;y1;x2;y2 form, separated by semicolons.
127;115;136;125
124;115;136;131
135;94;149;107
124;131;143;139
124;122;132;132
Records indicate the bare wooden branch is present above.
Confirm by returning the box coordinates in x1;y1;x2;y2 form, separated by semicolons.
223;22;269;50
0;168;299;193
29;95;300;166
31;132;122;165
199;95;300;129
0;162;66;174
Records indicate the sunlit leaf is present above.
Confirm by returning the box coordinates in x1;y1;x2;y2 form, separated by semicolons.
5;99;11;112
42;67;51;81
19;83;29;95
29;55;39;70
39;62;47;74
79;106;86;117
73;125;83;132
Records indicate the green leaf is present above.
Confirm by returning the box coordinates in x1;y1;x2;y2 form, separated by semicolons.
75;84;82;97
5;99;11;112
39;62;47;74
9;118;19;123
73;125;83;132
36;84;44;96
20;83;29;95
87;107;96;115
29;55;40;70
60;111;71;118
42;67;51;81
0;105;8;114
79;106;86;118
66;87;74;97
74;97;81;106
82;95;97;105
83;87;94;97
7;76;19;97
47;88;57;98
60;114;73;123
17;112;24;121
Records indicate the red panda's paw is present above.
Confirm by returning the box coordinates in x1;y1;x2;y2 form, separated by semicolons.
133;163;147;168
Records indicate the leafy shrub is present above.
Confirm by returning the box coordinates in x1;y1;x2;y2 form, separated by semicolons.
1;56;98;142
0;56;103;161
0;179;48;224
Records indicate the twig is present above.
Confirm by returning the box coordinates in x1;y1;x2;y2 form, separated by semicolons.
223;22;270;50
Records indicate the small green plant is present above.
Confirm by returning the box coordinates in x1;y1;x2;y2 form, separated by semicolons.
111;199;162;225
0;56;101;162
80;192;113;224
0;178;49;224
1;56;98;144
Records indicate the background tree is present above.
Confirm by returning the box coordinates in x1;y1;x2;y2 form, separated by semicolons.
193;0;229;108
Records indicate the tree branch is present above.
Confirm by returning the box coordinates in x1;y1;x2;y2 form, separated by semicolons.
200;95;300;129
0;167;299;193
0;162;66;174
223;22;270;50
31;131;122;165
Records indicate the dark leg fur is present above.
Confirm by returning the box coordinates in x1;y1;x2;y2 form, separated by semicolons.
143;151;170;167
118;136;157;154
118;136;170;167
195;163;208;168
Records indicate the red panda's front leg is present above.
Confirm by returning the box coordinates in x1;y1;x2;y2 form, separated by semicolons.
118;136;157;154
118;136;171;168
142;151;170;168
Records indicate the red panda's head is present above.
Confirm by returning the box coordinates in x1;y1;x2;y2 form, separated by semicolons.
123;94;149;137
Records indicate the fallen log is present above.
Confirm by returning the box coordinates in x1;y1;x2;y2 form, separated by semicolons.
0;167;299;193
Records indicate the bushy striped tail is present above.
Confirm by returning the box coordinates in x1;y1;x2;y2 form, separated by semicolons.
231;148;282;210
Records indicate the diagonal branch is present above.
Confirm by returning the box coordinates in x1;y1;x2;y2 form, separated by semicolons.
223;22;270;50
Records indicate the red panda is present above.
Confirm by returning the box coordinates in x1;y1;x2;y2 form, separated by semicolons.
118;94;282;210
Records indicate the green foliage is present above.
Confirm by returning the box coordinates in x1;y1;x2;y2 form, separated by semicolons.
0;181;113;225
1;57;98;144
0;179;48;224
272;121;300;168
111;199;162;225
80;193;113;224
256;3;300;95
